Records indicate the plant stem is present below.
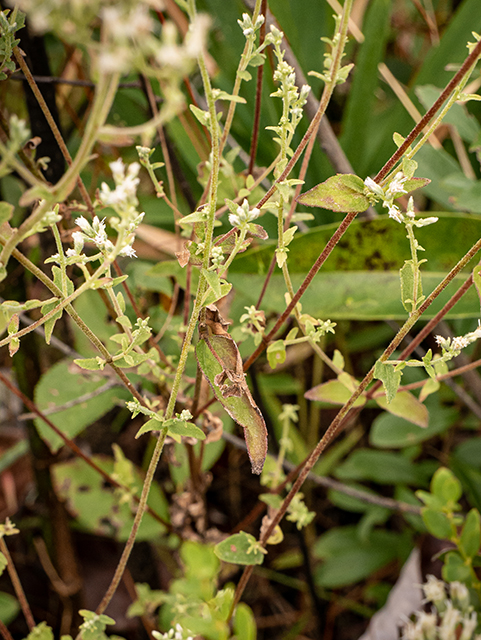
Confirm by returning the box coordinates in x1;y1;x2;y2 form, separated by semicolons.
0;537;35;631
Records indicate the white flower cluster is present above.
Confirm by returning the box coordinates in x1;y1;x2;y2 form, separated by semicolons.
237;12;264;38
364;173;438;228
435;324;481;355
401;576;479;640
152;624;193;640
229;199;260;228
98;158;146;258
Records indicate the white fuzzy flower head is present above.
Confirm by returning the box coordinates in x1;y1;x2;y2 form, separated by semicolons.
423;574;446;605
386;171;408;198
440;601;462;640
387;203;404;224
460;612;478;640
229;199;260;227
75;216;91;232
451;336;470;350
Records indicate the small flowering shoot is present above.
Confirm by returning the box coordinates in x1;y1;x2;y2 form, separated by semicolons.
415;467;481;604
128;402;206;442
153;624;193;640
401;575;480;640
375;322;481;405
266;311;336;370
308;14;354;86
0;8;25;80
78;610;115;640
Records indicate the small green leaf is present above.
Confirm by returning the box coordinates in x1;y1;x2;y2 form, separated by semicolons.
394;177;431;198
473;263;481;313
0;551;7;576
164;418;206;440
421;508;453;539
275;247;288;268
266;340;286;369
214;532;266;565
400;260;423;313
73;357;104;371
419;377;440;401
305;379;366;407
375;391;428;428
202;268;222;301
373;361;402;404
259;493;283;509
203;282;232;306
0;202;14;224
431;467;462;504
459;509;481;558
297;174;370;212
135;417;164;439
442;551;472;583
189;104;210;126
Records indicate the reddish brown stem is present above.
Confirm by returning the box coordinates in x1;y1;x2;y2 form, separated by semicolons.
0;538;35;631
247;0;268;175
374;39;481;184
244;211;358;371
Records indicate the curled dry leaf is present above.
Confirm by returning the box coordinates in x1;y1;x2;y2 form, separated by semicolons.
196;304;267;474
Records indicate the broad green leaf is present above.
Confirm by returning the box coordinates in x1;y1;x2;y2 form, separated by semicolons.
51;455;169;541
339;0;391;174
34;360;130;453
421;508;453;539
297;174;370;212
0;591;19;625
375;390;428;428
214;532;265;565
442;551;472;584
431;467;462;504
373;361;402;404
164;418;206;440
335;449;435;486
196;338;267;474
369;407;453;449
416;85;480;143
304;379;366;407
459;508;481;558
229;214;481;276
313;525;409;588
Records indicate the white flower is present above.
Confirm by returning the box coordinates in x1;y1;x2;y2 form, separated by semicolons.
75;216;91;232
119;244;137;258
364;176;384;197
451;336;470;350
460;612;478;640
386;204;404;223
229;199;260;227
440;601;461;640
423;574;446;604
386;171;408;198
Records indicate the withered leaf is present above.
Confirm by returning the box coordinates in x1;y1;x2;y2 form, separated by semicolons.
196;304;267;474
